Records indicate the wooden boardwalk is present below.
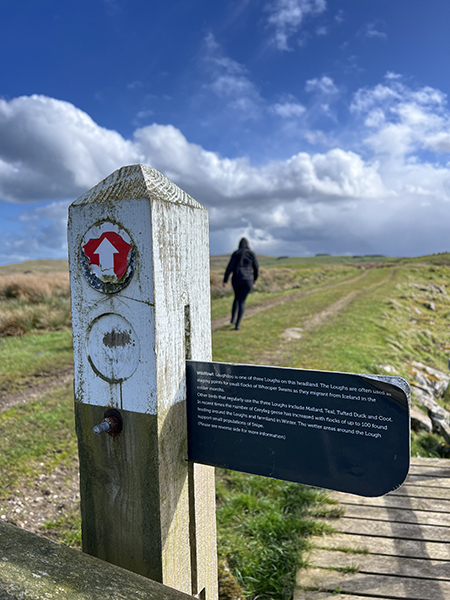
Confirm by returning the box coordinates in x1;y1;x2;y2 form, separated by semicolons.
295;457;450;600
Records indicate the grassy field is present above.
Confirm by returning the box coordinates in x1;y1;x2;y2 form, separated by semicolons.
1;253;450;598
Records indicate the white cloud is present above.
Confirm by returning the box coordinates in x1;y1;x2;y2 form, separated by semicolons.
202;33;262;118
270;101;306;118
366;28;387;40
362;21;387;40
305;76;338;95
351;78;450;159
304;130;336;146
0;95;139;203
265;0;327;51
1;75;450;262
334;10;344;24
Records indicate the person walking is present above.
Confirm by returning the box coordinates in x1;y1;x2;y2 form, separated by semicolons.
222;238;259;330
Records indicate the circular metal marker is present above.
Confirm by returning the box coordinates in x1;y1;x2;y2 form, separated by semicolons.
87;314;140;383
81;222;136;293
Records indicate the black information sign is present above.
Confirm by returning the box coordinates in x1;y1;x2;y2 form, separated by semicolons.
187;361;410;497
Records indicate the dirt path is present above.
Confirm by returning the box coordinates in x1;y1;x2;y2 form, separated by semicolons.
0;365;74;412
300;269;394;333
0;367;80;544
211;269;371;331
259;269;395;366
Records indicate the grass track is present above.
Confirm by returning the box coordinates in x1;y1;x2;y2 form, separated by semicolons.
0;330;73;394
212;267;393;369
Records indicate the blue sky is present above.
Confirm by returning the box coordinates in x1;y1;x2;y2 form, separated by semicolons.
1;0;450;264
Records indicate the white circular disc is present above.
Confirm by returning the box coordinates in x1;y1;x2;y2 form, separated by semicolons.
87;314;140;382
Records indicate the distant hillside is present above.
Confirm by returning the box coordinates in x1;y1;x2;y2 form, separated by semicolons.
0;259;69;275
2;252;449;277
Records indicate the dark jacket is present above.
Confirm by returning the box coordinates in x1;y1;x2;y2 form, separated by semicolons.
223;239;259;285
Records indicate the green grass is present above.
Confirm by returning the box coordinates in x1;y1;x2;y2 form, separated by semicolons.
3;254;450;598
211;265;363;321
43;511;82;547
0;330;73;394
212;267;387;367
216;469;334;599
0;380;77;494
410;431;443;457
213;263;450;379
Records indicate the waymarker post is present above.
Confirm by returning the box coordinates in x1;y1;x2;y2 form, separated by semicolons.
68;165;218;600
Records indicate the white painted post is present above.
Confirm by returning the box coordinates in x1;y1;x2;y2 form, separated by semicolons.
67;165;218;599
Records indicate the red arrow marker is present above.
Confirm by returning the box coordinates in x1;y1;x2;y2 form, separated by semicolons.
83;231;132;279
94;238;119;273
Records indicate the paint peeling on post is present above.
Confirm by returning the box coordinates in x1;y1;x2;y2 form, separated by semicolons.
67;165;218;599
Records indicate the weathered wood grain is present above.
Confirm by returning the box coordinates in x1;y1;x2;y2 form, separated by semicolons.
402;475;450;487
331;491;450;512
296;593;373;600
410;457;450;468
297;459;450;599
408;464;450;478
389;484;450;499
337;503;450;526
406;465;450;481
316;532;450;560
68;166;218;599
0;522;196;600
308;549;450;579
333;516;450;541
296;567;450;599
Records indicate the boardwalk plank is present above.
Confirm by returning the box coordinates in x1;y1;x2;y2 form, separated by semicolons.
331;492;450;513
296;567;450;600
410;457;450;468
316;532;450;560
335;516;450;541
404;475;450;487
296;458;450;599
308;549;450;580
337;504;450;527
408;464;450;477
388;484;450;500
295;592;375;600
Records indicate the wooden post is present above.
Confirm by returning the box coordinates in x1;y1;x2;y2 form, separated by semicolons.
67;165;218;599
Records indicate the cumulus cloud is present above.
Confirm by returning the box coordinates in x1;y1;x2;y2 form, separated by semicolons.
265;0;327;51
1;74;450;262
351;77;450;159
0;95;139;203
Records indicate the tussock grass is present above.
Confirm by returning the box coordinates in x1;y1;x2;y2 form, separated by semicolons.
0;272;70;303
0;299;71;337
211;265;360;300
0;273;71;336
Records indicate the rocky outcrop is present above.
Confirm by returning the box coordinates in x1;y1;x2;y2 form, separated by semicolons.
410;361;450;442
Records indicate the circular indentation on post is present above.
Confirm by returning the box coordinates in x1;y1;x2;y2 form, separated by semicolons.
81;222;136;293
87;314;140;382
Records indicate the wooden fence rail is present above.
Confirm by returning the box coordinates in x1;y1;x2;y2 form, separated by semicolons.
0;522;196;600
